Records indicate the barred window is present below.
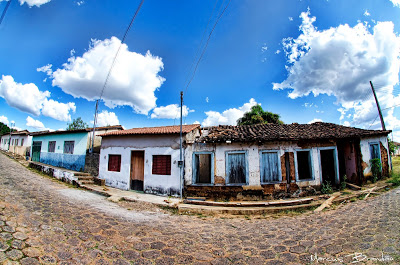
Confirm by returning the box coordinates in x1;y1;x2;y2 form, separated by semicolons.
48;141;56;153
63;141;75;154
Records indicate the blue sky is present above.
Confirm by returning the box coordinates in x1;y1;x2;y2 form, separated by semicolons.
1;0;400;140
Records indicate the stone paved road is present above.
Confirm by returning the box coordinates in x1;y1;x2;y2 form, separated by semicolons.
0;153;399;265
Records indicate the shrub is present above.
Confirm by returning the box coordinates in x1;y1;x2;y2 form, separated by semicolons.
321;181;333;194
370;158;381;183
340;175;347;190
387;173;400;187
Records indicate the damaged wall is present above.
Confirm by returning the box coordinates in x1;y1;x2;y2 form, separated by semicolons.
360;136;390;178
185;141;327;189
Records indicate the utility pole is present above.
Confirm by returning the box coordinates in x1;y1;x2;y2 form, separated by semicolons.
370;81;386;131
179;91;183;200
90;100;99;154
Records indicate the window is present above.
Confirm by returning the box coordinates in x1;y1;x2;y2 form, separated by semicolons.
260;151;281;183
15;139;18;146
152;155;171;175
63;141;75;154
108;154;121;172
11;139;14;146
369;143;380;160
226;151;247;184
296;150;313;180
48;141;56;153
193;153;213;184
21;139;24;146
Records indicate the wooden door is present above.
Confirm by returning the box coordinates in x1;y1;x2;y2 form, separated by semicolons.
130;151;144;191
32;141;42;162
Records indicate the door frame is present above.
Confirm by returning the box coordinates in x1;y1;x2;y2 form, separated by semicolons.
318;147;340;185
130;150;145;191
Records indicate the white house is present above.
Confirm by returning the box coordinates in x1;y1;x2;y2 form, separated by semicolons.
184;123;391;200
0;130;32;157
99;124;200;196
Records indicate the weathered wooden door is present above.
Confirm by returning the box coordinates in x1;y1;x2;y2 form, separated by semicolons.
130;151;144;191
31;141;42;162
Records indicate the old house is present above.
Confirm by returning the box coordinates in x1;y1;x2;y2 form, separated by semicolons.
184;122;391;199
0;130;32;157
98;124;200;196
30;126;123;173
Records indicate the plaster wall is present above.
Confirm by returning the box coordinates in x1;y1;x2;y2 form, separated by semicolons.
99;135;183;196
185;141;323;187
360;135;388;175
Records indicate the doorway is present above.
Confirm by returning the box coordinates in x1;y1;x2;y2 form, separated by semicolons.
32;141;42;162
320;149;337;185
130;151;144;191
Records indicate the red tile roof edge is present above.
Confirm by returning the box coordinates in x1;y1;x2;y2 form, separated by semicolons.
100;124;201;137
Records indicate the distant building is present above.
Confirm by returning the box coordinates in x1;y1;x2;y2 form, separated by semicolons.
0;130;32;157
30;126;123;173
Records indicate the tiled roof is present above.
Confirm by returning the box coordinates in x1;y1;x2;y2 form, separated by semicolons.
30;125;124;136
199;122;391;143
100;124;200;137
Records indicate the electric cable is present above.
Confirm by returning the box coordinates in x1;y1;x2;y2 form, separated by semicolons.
0;0;12;26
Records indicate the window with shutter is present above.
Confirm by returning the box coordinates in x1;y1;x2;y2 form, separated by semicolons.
108;154;121;172
63;141;75;154
260;151;280;183
48;141;56;153
152;155;171;175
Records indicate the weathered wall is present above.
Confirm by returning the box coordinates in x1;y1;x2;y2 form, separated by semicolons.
85;153;100;176
360;135;389;178
29;162;78;184
184;141;331;188
0;135;32;155
31;132;88;171
99;134;183;196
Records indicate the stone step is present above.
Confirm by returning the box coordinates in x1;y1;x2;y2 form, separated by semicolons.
74;172;91;177
80;180;95;185
77;176;94;181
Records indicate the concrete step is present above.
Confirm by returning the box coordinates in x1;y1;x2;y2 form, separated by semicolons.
77;176;94;181
80;180;95;185
74;172;91;177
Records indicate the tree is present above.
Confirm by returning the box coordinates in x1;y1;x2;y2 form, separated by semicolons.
237;105;283;126
66;117;88;130
388;137;398;156
0;122;11;135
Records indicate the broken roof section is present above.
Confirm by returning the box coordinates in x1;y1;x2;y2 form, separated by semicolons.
200;122;391;143
100;124;200;137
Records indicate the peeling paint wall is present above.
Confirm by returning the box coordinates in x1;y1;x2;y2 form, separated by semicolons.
360;136;389;177
29;162;78;183
185;141;324;188
99;134;186;196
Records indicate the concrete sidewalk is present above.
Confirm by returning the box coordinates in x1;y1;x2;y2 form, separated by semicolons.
80;183;181;207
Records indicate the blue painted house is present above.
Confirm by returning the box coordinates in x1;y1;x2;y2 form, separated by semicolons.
30;126;123;172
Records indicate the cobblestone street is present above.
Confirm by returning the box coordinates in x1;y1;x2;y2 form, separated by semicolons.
0;153;399;265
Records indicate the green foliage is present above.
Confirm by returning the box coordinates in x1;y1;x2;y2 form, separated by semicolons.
388;137;398;156
0;122;11;135
66;117;88;130
387;173;400;187
321;181;333;194
237;104;283;126
370;158;381;183
340;175;347;190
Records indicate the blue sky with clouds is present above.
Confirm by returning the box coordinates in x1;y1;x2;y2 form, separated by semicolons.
1;0;400;139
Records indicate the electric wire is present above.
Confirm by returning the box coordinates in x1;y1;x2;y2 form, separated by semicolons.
0;0;12;26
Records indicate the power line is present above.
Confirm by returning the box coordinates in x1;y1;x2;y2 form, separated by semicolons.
0;0;12;26
184;0;231;95
91;0;145;152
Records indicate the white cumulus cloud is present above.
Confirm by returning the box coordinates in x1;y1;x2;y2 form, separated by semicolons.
0;75;76;122
273;9;400;134
150;104;193;119
26;116;49;131
0;115;9;125
96;110;120;127
46;37;165;115
389;0;400;7
0;0;52;7
308;118;323;124
202;98;258;127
